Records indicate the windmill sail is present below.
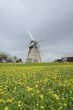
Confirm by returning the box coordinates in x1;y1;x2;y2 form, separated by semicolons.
27;30;34;41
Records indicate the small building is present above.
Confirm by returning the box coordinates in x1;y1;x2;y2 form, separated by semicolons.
55;56;73;62
65;57;73;62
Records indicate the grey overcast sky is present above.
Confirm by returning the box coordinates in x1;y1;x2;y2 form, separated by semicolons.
0;0;73;62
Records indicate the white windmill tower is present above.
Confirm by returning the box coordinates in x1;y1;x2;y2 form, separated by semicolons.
26;30;41;63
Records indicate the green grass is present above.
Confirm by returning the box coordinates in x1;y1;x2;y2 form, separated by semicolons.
0;63;73;110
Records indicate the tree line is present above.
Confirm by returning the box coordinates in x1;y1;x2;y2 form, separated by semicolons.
0;52;22;63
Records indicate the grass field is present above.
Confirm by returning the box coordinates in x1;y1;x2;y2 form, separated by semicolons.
0;63;73;110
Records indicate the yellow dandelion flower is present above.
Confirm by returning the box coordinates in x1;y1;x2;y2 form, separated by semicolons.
36;90;40;94
40;94;43;99
53;94;59;100
4;106;9;110
40;106;44;109
27;86;33;92
35;85;38;88
18;101;21;107
64;103;67;107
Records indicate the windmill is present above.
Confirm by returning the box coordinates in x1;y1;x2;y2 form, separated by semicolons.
26;30;41;63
